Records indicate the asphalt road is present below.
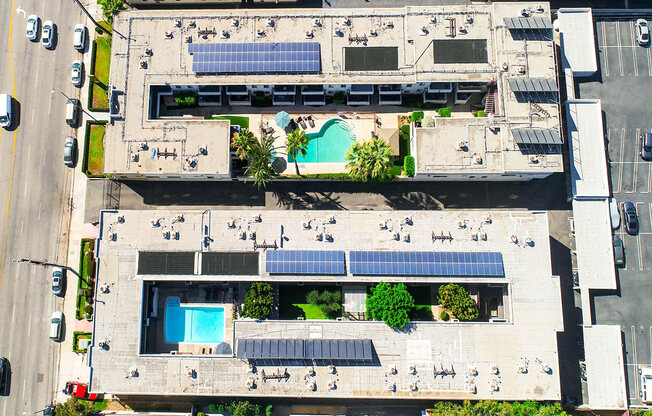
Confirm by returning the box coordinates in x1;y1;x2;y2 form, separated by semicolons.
0;0;81;413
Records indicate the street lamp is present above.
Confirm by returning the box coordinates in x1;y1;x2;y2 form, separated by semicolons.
51;89;97;121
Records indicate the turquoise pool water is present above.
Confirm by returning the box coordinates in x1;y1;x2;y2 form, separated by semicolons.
164;297;225;343
288;119;356;163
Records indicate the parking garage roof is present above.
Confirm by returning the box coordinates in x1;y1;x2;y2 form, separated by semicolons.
557;8;598;76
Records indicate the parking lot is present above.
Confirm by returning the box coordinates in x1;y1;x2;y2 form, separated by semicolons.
578;17;652;407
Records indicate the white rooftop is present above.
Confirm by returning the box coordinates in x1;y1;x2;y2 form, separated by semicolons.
90;209;563;400
566;99;609;199
557;8;597;77
583;325;628;410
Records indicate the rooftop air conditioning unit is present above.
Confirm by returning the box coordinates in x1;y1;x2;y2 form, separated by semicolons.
529;155;539;163
369;29;378;37
266;18;274;27
117;215;125;223
185;35;192;43
139;142;148;150
220;30;229;39
518;66;526;74
466;13;473;24
164;31;173;39
458;140;469;150
419;26;429;36
313;18;321;27
231;18;239;27
333;27;341;37
467;383;476;394
342;17;351;26
144;48;152;56
474;155;483;164
305;30;314;39
151;218;160;227
108;232;116;241
139;60;147;69
130;152;139;162
536;4;544;12
198;146;207;155
173;231;180;240
384;21;393;28
174;19;181;27
256;29;265;38
521;8;529;17
188;20;196;28
162;231;170;239
429;15;437;24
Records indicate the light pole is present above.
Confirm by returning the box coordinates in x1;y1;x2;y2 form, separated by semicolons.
51;90;97;121
71;0;104;34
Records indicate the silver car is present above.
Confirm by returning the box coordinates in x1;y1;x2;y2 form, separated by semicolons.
51;267;65;296
64;137;77;168
41;20;54;49
26;15;39;41
641;132;652;161
49;311;63;341
71;60;83;87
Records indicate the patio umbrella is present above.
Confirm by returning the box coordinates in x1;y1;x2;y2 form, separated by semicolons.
275;111;291;129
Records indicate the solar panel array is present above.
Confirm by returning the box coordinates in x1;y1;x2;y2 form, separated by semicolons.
512;128;562;145
138;251;195;275
236;338;374;361
349;251;504;277
266;250;345;275
504;17;553;30
188;42;320;74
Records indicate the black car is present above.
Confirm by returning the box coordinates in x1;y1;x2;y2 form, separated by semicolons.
622;202;639;235
0;357;10;396
43;404;54;416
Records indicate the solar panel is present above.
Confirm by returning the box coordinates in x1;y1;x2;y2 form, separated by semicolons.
504;17;553;30
201;252;259;275
188;42;320;74
507;77;557;93
266;250;345;275
349;251;504;277
137;251;195;275
511;128;562;145
236;338;373;361
433;39;488;64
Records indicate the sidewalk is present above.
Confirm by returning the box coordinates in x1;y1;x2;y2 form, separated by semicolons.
55;0;107;404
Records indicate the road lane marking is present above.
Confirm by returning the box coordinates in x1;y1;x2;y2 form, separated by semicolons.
27;313;31;336
43;151;46;167
20;220;23;236
22;378;26;399
12;303;15;321
0;0;19;292
27;143;30;161
602;22;610;77
23;181;28;198
35;71;38;90
38;201;42;222
616;22;624;76
31;108;34;124
41;1;45;15
631;21;639;76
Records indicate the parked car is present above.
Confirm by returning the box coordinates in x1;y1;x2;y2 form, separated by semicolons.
641;367;652;404
49;311;63;341
0;357;9;396
71;60;83;87
43;405;54;416
0;94;13;129
641;132;652;161
51;267;66;296
609;198;620;230
64;137;77;167
65;98;79;127
63;381;98;400
613;235;625;268
73;24;86;50
41;20;54;49
26;15;40;41
636;19;650;46
622;202;639;235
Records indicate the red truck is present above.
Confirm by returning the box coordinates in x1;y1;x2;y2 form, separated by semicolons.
62;381;98;401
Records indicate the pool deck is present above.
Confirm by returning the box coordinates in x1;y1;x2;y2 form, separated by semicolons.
263;112;379;175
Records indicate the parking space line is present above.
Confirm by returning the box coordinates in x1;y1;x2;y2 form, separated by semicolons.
647;47;652;76
631;21;639;76
636;202;645;270
633;327;640;397
650;326;652;365
619;128;625;193
603;22;610;77
633;128;641;193
616;22;624;76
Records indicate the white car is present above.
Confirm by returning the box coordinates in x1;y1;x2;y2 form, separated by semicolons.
73;24;86;50
41;20;54;49
609;197;620;230
26;15;39;41
641;366;652;404
636;19;649;46
71;60;83;87
49;311;63;341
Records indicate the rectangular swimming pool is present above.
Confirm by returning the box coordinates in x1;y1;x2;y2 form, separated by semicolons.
164;297;225;343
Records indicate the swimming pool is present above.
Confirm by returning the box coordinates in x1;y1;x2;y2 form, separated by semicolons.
164;297;225;343
288;118;356;163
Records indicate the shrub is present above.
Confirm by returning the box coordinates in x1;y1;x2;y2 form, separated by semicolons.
85;305;93;315
229;401;256;416
439;311;450;321
403;155;415;177
409;111;424;123
254;405;261;416
218;404;226;413
366;281;415;329
95;26;104;34
265;405;274;416
227;405;235;414
437;107;452;117
241;282;274;320
209;404;217;412
198;413;205;416
475;110;486;117
438;284;478;321
173;92;198;107
333;92;346;104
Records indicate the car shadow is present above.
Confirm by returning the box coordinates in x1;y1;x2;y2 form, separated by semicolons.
4;98;20;131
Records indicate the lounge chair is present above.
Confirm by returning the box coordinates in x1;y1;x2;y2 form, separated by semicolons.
307;116;315;128
297;117;307;130
264;126;275;135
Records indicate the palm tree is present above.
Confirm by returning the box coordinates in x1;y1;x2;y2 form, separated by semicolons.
97;0;125;24
232;129;256;161
245;135;279;189
285;129;310;175
345;137;393;181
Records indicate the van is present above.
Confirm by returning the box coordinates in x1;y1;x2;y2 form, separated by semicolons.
65;98;79;126
0;357;9;396
0;94;12;128
50;311;63;341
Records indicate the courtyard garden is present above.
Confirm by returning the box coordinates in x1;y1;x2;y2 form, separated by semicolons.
279;285;342;320
82;121;106;177
76;239;96;320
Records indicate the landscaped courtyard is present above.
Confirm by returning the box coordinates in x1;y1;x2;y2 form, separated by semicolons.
278;285;342;320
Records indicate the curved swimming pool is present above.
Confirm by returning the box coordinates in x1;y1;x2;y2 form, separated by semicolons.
164;297;225;343
288;118;356;163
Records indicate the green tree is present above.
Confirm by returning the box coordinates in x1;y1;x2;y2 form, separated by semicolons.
366;281;415;329
437;284;479;321
244;135;278;189
306;289;342;319
232;129;257;161
286;129;310;175
241;282;274;320
54;398;94;416
429;400;569;416
97;0;125;24
409;111;424;123
230;401;257;416
345;137;393;182
265;405;274;416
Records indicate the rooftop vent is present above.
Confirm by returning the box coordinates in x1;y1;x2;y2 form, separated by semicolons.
231;18;239;27
466;13;473;24
164;31;173;39
536;4;545;12
257;29;265;37
185;35;192;43
429;15;437;24
174;19;181;27
313;18;321;27
144;48;152;56
520;8;529;17
419;26;429;36
333;27;342;37
369;29;378;37
188;20;196;28
139;142;148;150
384;21;393;28
473;154;483;164
198;146;207;155
266;18;274;27
130;152;139;162
139;60;147;69
305;30;314;39
220;30;229;39
342;17;351;26
457;140;469;150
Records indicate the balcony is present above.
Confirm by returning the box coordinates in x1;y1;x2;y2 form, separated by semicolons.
428;82;453;93
225;85;248;95
349;84;374;95
303;94;325;106
228;93;251;106
272;94;296;106
423;91;448;104
301;85;324;95
456;82;485;93
273;85;296;95
347;94;371;105
379;84;402;93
